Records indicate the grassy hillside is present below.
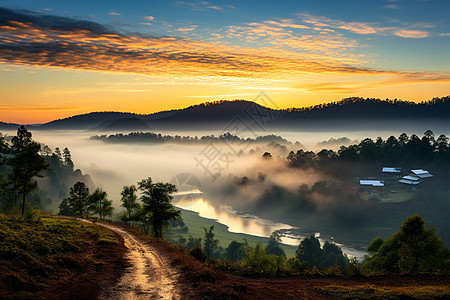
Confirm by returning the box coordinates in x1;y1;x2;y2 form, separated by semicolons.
0;215;125;299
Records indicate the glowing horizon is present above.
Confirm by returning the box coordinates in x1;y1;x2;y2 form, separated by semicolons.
0;2;449;124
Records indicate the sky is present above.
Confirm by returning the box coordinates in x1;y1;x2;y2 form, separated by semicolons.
0;0;449;123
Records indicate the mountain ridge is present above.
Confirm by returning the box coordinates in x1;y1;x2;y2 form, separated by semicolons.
1;96;449;132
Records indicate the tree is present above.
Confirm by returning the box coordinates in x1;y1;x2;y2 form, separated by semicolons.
63;147;74;170
65;181;89;217
266;231;286;257
364;214;444;274
137;177;181;238
367;236;384;253
187;236;202;250
54;147;62;161
58;197;71;216
88;188;113;220
42;145;52;156
296;235;324;268
396;214;442;274
323;241;348;268
225;240;246;262
9;126;49;215
120;185;140;221
203;225;219;259
262;152;272;159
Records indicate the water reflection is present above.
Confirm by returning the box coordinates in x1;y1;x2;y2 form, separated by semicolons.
175;196;291;239
173;193;368;259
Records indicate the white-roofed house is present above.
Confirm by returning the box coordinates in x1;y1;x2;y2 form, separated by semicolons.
382;167;402;175
359;179;385;195
411;169;433;179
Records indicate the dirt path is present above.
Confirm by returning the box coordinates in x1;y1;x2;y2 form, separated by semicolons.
93;222;181;300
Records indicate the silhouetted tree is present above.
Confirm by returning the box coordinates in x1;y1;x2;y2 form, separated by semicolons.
58;197;70;216
137;177;181;237
225;240;247;262
9;126;49;215
397;214;442;274
65;181;89;217
187;236;202;250
296;235;324;268
63;147;74;170
266;231;286;257
364;214;444;274
88;188;113;220
204;225;219;260
120;185;140;221
54;147;62;161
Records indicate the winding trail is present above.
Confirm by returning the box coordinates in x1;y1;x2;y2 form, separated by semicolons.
94;222;181;299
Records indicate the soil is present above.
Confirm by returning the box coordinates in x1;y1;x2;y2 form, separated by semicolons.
35;230;127;300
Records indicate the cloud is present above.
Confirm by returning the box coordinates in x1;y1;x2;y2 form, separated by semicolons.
143;16;154;21
384;4;400;9
107;12;120;16
299;72;450;94
175;25;198;32
393;29;430;38
0;6;447;92
176;1;233;12
298;13;435;39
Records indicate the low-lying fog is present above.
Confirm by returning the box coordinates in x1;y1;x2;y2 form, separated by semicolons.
7;127;449;258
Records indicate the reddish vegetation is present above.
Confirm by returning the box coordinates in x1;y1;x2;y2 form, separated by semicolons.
37;231;127;300
120;225;450;299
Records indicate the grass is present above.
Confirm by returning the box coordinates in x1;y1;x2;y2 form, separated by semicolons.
361;191;414;203
165;208;298;257
42;217;120;245
0;214;121;299
318;284;450;299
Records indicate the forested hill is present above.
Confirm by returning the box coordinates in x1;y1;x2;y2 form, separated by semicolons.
283;96;450;119
2;96;449;131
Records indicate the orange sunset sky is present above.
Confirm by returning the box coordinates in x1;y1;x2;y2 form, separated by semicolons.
0;1;449;124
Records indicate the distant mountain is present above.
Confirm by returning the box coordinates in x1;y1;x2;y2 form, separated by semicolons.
36;112;140;130
3;96;449;132
0;121;25;131
99;117;151;132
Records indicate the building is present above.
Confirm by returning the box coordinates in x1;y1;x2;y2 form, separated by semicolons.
399;175;421;185
382;167;402;175
411;169;433;179
359;180;385;187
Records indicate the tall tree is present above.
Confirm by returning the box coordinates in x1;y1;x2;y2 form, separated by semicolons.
364;214;444;274
63;147;74;170
9;126;49;215
120;185;140;221
397;214;443;274
66;181;89;217
88;188;113;220
204;225;219;259
137;177;181;238
54;147;62;161
225;241;246;262
296;235;324;269
266;231;286;257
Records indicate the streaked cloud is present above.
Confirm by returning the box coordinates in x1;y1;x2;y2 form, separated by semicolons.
393;29;430;38
143;16;154;21
175;25;198;32
108;12;120;16
0;6;448;96
176;1;234;12
298;13;435;38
